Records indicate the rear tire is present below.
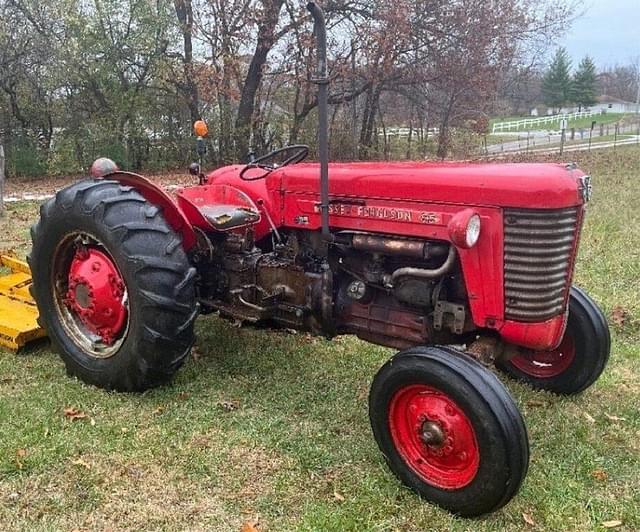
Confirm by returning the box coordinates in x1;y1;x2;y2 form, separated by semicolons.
369;346;529;517
497;286;610;395
30;179;198;392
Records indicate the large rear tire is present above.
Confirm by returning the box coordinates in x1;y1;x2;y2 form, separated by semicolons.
369;346;529;517
30;179;198;392
497;286;610;395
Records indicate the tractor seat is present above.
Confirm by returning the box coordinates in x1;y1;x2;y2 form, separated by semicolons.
198;204;260;230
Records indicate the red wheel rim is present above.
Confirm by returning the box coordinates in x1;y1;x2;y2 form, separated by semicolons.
64;247;128;345
510;333;576;378
388;384;480;490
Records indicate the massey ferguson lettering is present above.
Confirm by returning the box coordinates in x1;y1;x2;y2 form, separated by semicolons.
317;203;443;224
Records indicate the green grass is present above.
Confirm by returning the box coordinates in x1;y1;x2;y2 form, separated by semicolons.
1;147;640;530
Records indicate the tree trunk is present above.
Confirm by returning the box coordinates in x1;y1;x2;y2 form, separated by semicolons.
0;143;5;218
174;0;200;125
359;85;381;159
234;0;284;160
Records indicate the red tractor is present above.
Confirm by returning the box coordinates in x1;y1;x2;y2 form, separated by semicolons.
29;3;609;517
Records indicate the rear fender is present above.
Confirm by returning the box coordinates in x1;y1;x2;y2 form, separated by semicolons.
103;171;197;250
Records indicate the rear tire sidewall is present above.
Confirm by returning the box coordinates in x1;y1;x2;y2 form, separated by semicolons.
34;209;142;379
30;180;197;391
369;349;528;516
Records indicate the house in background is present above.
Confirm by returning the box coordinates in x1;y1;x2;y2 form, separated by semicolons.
530;95;638;117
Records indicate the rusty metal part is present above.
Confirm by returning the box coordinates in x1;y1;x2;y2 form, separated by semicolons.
350;233;448;260
338;289;430;349
386;246;457;287
467;336;501;366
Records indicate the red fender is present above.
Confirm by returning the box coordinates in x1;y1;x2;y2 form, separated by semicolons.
103;171;197;250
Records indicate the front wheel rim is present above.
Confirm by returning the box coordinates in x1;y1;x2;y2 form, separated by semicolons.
388;384;480;489
510;333;576;378
51;233;129;359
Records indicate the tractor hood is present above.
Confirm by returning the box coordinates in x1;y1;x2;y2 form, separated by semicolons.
275;161;588;209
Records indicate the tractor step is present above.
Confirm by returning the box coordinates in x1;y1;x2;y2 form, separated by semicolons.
0;254;46;352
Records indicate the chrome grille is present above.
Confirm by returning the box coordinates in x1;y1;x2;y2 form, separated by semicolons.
504;207;580;322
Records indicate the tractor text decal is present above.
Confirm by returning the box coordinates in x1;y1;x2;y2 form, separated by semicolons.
315;203;443;225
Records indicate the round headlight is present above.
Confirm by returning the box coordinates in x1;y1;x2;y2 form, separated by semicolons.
466;214;481;248
448;209;482;249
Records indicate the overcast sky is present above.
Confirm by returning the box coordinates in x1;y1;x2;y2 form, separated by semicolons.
559;0;639;68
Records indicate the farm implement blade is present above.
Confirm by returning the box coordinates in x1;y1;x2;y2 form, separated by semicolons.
0;254;45;352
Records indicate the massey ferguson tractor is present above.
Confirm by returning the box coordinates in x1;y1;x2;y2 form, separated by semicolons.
28;2;610;517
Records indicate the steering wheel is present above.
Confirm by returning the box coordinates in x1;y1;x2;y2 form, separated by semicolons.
240;145;309;181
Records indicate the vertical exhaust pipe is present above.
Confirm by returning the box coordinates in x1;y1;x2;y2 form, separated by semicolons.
307;2;333;243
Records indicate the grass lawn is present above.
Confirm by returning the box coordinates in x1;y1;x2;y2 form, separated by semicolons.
1;147;639;530
491;113;629;132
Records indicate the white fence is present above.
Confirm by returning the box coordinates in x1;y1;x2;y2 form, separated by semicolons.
492;109;601;134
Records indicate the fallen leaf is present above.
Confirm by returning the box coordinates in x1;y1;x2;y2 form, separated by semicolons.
591;469;608;482
522;512;535;526
602;520;623;528
63;407;88;421
152;406;165;415
15;449;27;470
333;490;345;503
178;392;190;401
583;412;596;424
70;457;91;470
604;413;626;422
526;399;546;408
240;520;259;532
217;400;239;412
611;306;627;327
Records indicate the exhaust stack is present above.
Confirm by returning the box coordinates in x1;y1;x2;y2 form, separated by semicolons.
307;1;332;243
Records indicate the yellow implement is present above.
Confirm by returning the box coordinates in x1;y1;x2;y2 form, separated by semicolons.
0;254;46;351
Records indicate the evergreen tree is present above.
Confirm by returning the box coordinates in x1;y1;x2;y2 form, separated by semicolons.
542;48;573;112
571;56;598;110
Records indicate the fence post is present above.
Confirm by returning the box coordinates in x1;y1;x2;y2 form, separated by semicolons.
0;143;5;218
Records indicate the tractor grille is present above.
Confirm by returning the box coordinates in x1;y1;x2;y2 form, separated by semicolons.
504;207;580;322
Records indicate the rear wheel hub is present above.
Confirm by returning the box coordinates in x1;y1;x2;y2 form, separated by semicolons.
63;247;127;346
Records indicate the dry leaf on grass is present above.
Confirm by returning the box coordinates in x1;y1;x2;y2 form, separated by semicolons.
522;512;535;526
602;520;623;528
583;412;596;424
611;306;627;327
152;406;165;415
526;399;546;408
591;469;608;482
217;400;239;412
240;520;260;532
333;490;345;502
70;457;91;470
604;413;626;422
63;407;88;421
15;448;27;469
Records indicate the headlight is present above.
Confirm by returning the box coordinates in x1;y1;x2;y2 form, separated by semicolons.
465;214;481;247
448;209;481;249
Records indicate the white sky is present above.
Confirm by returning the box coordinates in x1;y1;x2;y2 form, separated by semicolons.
559;0;639;67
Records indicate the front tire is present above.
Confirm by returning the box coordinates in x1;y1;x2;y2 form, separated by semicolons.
498;286;610;395
369;346;529;517
30;179;198;392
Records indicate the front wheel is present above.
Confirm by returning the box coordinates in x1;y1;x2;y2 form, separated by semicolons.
497;286;610;395
30;179;198;392
369;346;529;517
